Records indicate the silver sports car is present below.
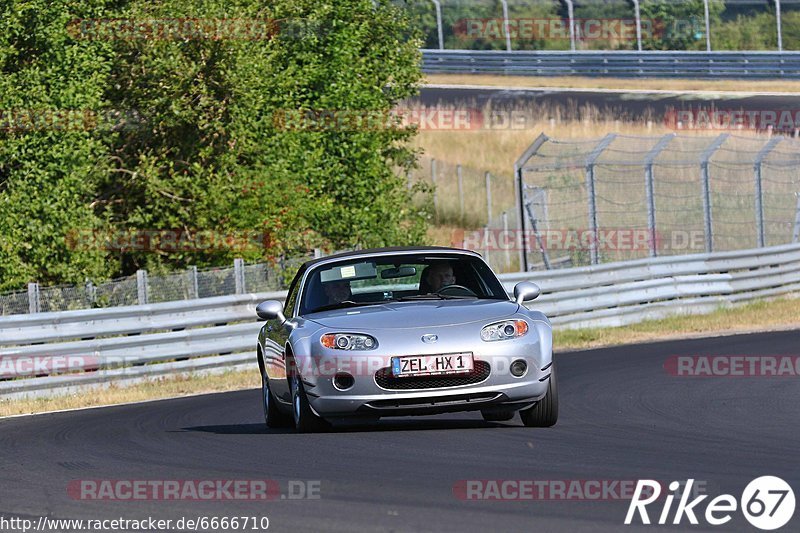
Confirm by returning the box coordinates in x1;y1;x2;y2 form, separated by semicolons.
255;247;557;432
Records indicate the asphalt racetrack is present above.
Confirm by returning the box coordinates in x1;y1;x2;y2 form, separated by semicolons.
1;329;798;532
417;86;800;127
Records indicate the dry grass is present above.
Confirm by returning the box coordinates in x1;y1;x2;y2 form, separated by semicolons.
0;369;259;418
426;74;800;94
555;296;800;351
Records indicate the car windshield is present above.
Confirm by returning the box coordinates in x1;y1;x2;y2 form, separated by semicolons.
300;254;509;314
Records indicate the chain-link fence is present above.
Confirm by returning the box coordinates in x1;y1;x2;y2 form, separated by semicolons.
0;256;313;317
403;0;800;52
515;132;800;270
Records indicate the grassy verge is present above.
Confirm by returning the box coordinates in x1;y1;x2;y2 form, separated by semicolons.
555;296;800;351
0;369;259;419
1;296;797;418
425;74;800;94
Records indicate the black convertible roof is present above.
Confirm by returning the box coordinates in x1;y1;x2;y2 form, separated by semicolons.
300;246;478;270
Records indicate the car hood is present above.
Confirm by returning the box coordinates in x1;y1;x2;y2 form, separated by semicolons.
305;299;520;330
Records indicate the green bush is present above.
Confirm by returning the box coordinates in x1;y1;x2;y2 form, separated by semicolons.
0;0;428;291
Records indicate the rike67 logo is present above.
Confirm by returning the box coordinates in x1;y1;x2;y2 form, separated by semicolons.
625;477;795;530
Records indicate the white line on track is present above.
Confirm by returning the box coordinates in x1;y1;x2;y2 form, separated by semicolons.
424;83;800;98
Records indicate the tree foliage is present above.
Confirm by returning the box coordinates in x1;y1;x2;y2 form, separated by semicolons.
0;0;427;290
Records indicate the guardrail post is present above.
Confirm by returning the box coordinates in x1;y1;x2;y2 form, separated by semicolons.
644;134;675;257
585;134;617;265
187;266;199;299
457;164;464;222
136;270;149;305
27;283;40;314
485;171;492;224
754;137;783;248
234;258;246;294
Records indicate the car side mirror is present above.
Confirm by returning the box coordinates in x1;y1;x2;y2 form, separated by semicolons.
513;281;541;305
256;300;287;323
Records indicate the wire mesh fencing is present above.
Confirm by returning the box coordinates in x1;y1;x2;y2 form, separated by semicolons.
0;255;314;317
515;132;800;270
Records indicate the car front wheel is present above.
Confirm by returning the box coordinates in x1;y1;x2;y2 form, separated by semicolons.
520;362;558;427
290;371;331;433
262;368;292;429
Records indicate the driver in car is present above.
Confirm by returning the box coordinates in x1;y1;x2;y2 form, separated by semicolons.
424;262;456;292
323;279;352;306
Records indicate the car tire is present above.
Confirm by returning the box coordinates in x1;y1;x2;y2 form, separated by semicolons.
481;410;516;422
520;362;558;427
262;369;293;429
290;370;331;433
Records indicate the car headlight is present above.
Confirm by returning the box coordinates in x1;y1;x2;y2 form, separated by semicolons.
320;333;378;350
481;320;528;341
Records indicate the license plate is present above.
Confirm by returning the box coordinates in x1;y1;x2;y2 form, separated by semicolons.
391;353;474;378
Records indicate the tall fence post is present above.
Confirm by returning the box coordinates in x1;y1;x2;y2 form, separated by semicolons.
754;137;783;248
703;0;712;52
430;0;444;50
513;133;550;272
585;134;617;265
633;0;643;52
485;172;492;224
501;0;512;52
502;211;511;270
457;164;464;222
187;266;199;299
85;280;96;308
565;0;576;51
136;270;149;305
793;195;800;243
27;282;40;314
777;0;783;52
644;134;676;257
234;258;246;294
700;134;729;254
431;158;438;216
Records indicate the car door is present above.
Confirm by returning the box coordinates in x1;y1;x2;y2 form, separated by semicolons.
264;275;301;403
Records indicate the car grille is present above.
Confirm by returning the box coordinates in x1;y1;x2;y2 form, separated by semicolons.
375;360;491;390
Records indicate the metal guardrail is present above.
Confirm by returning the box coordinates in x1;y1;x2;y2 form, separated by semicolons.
2;244;799;398
422;50;800;79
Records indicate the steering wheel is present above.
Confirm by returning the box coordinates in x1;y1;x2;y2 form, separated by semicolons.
436;284;477;297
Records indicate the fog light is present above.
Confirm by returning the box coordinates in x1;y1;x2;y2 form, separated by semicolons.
333;372;355;391
510;360;527;377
